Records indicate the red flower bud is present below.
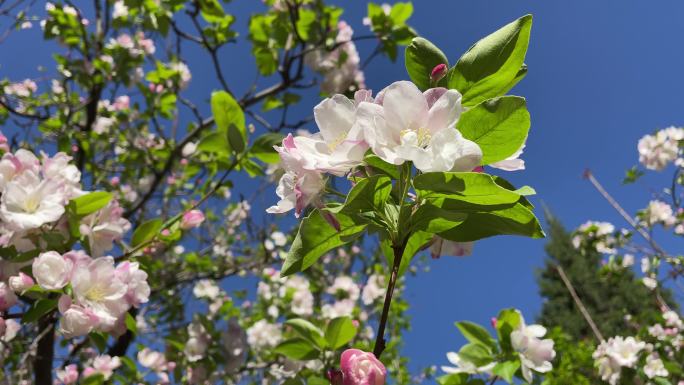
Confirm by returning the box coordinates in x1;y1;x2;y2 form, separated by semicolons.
430;63;448;83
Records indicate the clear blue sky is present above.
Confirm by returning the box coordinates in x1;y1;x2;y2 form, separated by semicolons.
3;0;684;382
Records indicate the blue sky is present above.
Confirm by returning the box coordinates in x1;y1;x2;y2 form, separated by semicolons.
3;0;684;382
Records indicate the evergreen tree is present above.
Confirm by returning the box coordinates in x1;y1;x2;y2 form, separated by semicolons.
536;213;665;341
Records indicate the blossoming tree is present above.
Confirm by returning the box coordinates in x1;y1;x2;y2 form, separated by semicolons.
0;1;561;384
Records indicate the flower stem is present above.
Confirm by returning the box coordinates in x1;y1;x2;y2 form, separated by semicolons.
373;242;405;358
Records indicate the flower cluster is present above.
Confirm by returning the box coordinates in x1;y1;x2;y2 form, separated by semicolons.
637;126;684;171
268;80;486;216
571;221;622;254
41;251;150;338
305;21;365;94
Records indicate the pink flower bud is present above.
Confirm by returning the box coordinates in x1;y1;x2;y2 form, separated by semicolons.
0;283;17;311
110;176;120;186
161;229;171;236
430;63;448;83
9;272;35;294
340;349;386;385
181;209;205;230
490;317;498;328
327;369;344;385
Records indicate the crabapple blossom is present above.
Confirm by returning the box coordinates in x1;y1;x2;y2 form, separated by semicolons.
642;200;676;227
181;209;205;229
361;274;385;305
644;354;668;379
8;272;34;294
79;199;131;257
306;21;365;94
328;276;360;301
356;81;481;172
138;348;168;371
185;321;210;362
84;355;121;380
430;63;448;83
32;251;72;290
0;171;66;230
489;143;526;171
56;364;79;384
430;238;474;258
593;336;646;384
510;314;556;382
193;279;220;299
115;261;150;307
58;303;98;338
70;256;129;329
340;348;386;385
246;319;282;350
638;127;684;170
322;299;355;319
267;134;326;217
0;282;17;311
440;351;494;374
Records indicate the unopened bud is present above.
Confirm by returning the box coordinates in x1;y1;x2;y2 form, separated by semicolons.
430;63;448;83
327;369;344;385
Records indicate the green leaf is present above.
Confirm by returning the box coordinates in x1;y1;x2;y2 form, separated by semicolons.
81;374;105;385
131;218;163;247
306;377;330;385
398;230;433;276
281;210;366;277
438;201;544;242
458;343;493;367
124;312;137;334
364;153;400;179
69;192;113;216
285;318;327;349
437;373;469;385
405;37;448;91
275;338;320;360
227;123;245;153
455;321;497;351
325;316;357;349
389;2;413;25
22;299;57;323
448;14;532;106
211;91;246;152
198;132;229;155
496;308;522;353
410;203;467;234
492;360;520;384
414;172;522;205
343;175;393;214
249;133;284;164
457;96;530;164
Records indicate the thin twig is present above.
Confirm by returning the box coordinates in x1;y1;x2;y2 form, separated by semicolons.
555;265;604;342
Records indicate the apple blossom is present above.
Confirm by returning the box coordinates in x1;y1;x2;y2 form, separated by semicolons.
430;63;448;83
193;279;220;299
181;209;205;229
340;348;386;385
357;81;482;172
644;353;668;379
71;256;129;328
322;299;355;319
55;364;79;384
441;351;495;375
79;199;131;257
0;172;66;231
246;319;282;350
32;251;72;290
361;274;385;305
85;355;121;380
8;272;34;294
638;127;684;170
267;134;326;217
430;238;474;258
59;304;98;338
0;282;17;311
185;321;210;362
489;143;526;171
642;200;676;227
115;261;150;307
510;314;556;383
138;348;168;371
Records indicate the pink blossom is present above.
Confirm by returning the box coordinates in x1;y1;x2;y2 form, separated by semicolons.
79;200;131;257
56;364;79;384
115;261;150;307
340;349;386;385
8;272;34;294
0;282;17;311
0;132;8;153
181;209;205;229
113;95;130;111
430;63;448;83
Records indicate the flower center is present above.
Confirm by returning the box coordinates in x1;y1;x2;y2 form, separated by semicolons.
400;127;431;147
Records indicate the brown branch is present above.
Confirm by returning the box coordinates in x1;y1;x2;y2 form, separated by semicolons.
555;265;604;342
373;243;404;358
33;317;56;385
